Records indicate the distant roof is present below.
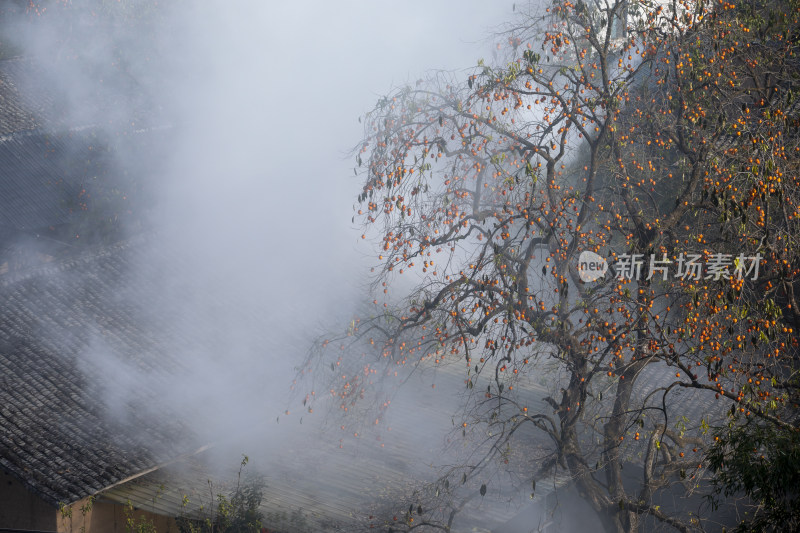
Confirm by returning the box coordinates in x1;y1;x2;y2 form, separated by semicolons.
0;238;200;506
0;132;97;231
0;58;171;235
0;57;164;136
0;58;41;135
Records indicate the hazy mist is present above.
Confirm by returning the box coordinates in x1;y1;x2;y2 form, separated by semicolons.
0;1;573;530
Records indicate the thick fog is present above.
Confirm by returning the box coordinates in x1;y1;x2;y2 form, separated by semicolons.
0;0;580;530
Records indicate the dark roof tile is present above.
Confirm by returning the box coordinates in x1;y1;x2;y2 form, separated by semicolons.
0;59;41;135
0;239;199;506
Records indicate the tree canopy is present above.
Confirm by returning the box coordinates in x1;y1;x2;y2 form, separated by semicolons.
303;0;800;531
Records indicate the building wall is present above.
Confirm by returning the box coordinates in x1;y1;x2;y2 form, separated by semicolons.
57;497;177;533
0;473;176;533
0;469;58;531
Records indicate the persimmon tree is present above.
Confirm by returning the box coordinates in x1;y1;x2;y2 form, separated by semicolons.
668;0;800;530
303;0;799;531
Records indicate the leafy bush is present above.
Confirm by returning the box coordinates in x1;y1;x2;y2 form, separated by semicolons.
177;456;265;533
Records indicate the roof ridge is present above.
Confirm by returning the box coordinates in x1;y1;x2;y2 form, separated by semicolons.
0;121;173;144
0;235;147;288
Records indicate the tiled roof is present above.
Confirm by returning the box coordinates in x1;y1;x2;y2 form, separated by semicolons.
0;239;199;506
0;57;164;137
97;369;566;531
0;59;41;136
0;124;171;235
0;132;91;231
0;57;170;234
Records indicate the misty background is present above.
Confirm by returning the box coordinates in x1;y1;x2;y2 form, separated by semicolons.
0;0;529;527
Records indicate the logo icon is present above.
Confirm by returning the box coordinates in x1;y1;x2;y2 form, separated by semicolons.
577;251;608;282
